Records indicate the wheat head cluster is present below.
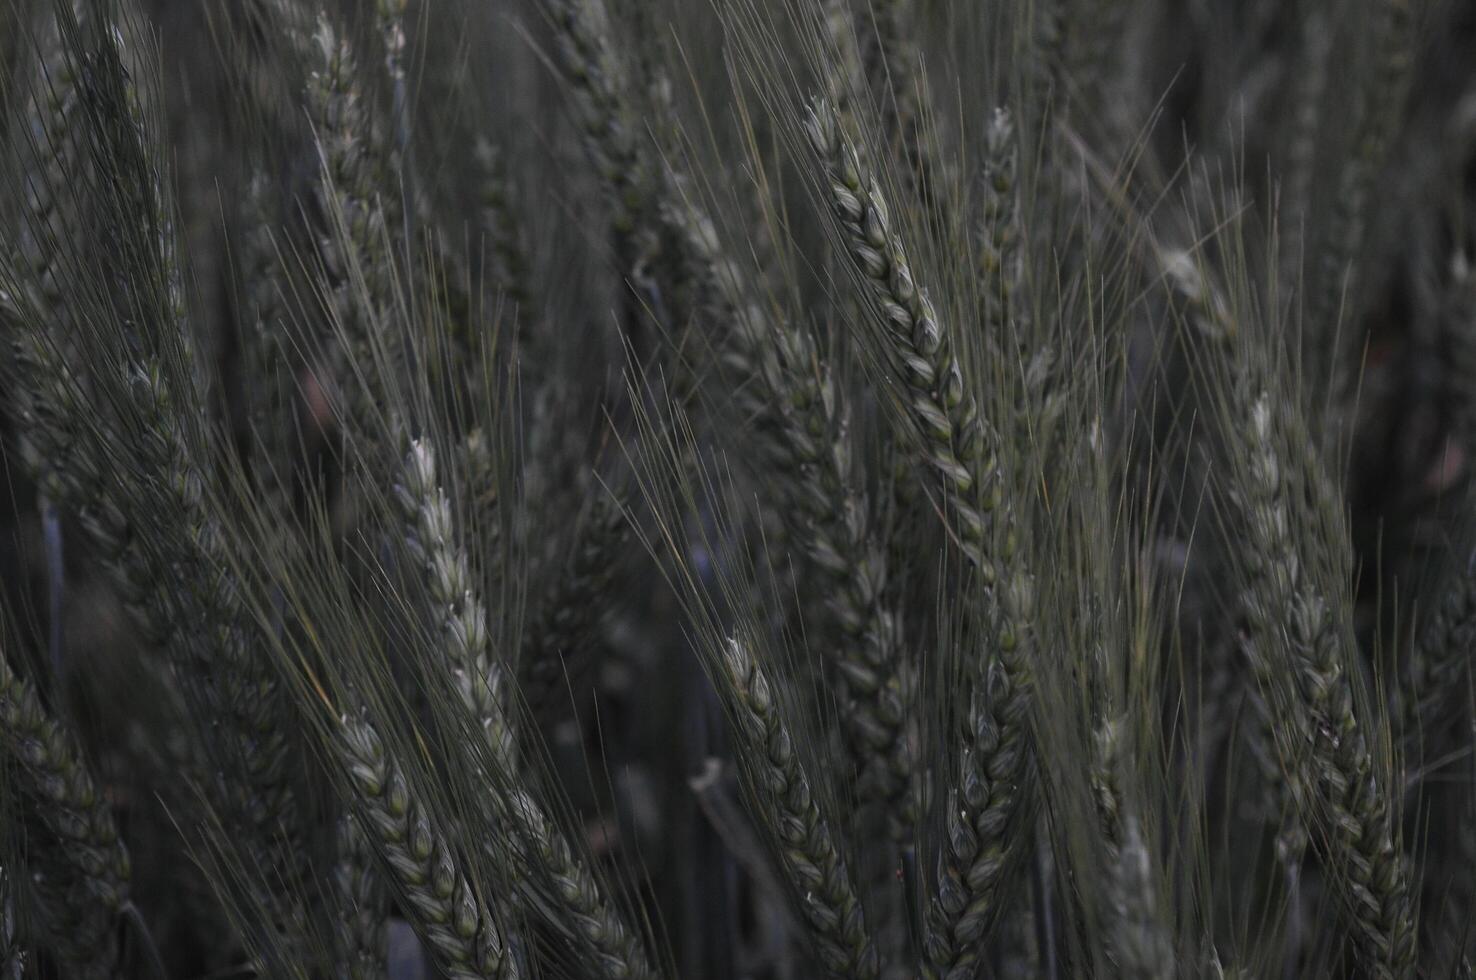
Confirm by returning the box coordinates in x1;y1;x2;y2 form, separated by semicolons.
0;0;1470;977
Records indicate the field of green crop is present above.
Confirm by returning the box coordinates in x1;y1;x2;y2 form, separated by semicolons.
0;1;1469;977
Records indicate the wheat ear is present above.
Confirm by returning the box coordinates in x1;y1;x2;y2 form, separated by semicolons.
1091;719;1174;980
1237;393;1417;980
807;97;1040;965
805;97;1008;580
0;645;129;978
7;9;307;951
978;108;1021;341
240;171;298;518
719;638;881;979
539;0;651;243
1398;547;1476;763
520;490;627;722
6;7;88;503
333;814;389;980
394;438;659;980
340;717;517;980
307;16;404;434
0;865;19;979
473;138;538;332
1307;0;1414;417
666;191;914;821
922;637;1036;980
858;0;942;205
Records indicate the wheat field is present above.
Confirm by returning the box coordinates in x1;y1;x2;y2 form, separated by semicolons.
0;0;1471;977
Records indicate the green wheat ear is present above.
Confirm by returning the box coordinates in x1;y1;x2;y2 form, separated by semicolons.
0;643;130;978
718;637;881;980
1232;391;1417;980
393;436;658;980
339;715;519;980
